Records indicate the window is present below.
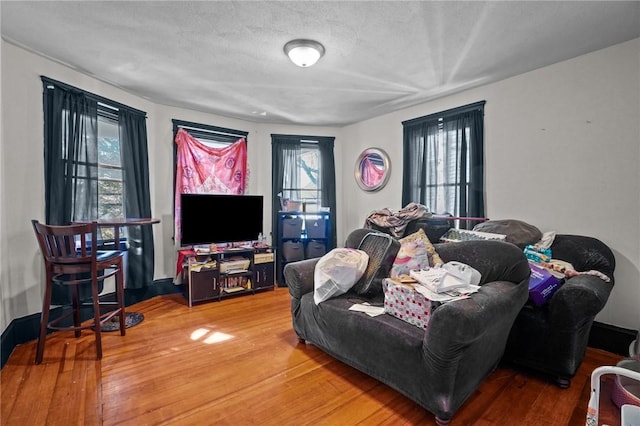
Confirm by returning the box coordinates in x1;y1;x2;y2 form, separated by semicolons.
172;119;247;148
402;101;485;226
281;141;322;211
172;119;249;242
97;105;124;226
60;104;125;243
42;76;154;291
271;134;337;247
171;120;249;202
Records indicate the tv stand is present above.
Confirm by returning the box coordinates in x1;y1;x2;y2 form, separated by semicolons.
179;246;274;307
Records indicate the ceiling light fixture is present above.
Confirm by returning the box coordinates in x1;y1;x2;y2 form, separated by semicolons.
284;39;325;67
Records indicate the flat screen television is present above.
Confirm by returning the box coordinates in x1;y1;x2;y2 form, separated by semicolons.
180;193;263;246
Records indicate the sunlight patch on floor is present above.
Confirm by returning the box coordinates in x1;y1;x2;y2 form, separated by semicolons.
190;327;234;344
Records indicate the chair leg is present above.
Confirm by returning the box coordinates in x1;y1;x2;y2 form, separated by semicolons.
117;267;126;336
91;276;103;360
35;273;53;364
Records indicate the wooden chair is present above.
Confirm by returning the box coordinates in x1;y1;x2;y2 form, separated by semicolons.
31;219;126;364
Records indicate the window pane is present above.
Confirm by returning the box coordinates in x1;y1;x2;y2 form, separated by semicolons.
281;146;322;209
197;138;231;149
97;112;124;225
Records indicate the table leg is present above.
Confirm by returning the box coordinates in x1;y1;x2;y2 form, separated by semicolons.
105;224;145;331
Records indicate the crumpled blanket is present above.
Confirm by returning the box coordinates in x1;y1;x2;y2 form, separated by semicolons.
540;260;611;283
364;202;432;238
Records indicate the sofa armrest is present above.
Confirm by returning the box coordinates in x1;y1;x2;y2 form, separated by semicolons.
422;278;529;411
547;273;614;327
283;257;321;300
551;234;616;280
435;240;532;285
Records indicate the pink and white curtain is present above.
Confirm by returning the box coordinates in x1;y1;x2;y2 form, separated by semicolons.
174;128;248;240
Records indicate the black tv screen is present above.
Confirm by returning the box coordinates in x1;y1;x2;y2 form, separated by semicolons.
180;194;263;246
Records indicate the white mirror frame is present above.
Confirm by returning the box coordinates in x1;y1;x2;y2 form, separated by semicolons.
354;148;391;192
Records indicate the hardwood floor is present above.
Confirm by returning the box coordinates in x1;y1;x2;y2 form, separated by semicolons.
1;287;624;425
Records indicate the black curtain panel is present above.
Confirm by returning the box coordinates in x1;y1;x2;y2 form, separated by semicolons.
119;109;154;289
402;101;485;221
42;76;153;292
318;138;337;248
271;136;302;246
42;79;98;225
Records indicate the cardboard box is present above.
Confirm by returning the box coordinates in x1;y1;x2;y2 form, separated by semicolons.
528;262;563;306
383;278;435;330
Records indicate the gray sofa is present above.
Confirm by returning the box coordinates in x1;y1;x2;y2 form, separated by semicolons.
284;229;531;425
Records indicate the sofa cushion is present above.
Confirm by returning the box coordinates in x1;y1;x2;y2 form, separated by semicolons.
390;229;443;278
473;219;542;249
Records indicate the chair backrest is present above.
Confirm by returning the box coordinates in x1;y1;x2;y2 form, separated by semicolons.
31;220;97;266
351;231;400;296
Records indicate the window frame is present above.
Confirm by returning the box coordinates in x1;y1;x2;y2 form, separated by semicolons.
279;140;323;211
401;101;485;225
171;119;249;241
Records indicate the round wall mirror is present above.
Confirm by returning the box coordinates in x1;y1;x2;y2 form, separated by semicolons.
354;148;391;192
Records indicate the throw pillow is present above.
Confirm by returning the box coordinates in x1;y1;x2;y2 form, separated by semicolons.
473;219;542;249
390;228;443;279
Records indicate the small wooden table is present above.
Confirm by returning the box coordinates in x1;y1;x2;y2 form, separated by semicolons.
93;217;161;248
74;218;161;330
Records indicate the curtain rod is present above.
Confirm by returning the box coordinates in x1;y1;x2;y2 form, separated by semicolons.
172;119;248;138
271;134;335;144
402;100;486;126
41;76;147;117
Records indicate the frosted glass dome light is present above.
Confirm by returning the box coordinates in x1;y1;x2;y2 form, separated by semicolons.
284;39;325;67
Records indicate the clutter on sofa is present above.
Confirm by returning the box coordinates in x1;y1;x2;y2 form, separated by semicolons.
382;278;437;330
350;231;400;296
363;202;432;238
439;228;506;242
313;248;368;305
475;219;616;388
473;218;542;248
284;228;531;425
389;228;443;278
364;203;490;244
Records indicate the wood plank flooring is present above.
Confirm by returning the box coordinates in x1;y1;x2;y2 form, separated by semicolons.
1;287;624;425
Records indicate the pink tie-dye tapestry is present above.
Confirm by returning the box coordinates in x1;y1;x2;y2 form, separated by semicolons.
174;128;248;242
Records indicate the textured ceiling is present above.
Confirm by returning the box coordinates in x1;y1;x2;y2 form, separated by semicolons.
2;1;639;127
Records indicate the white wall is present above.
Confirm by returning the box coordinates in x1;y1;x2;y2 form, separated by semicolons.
1;37;638;335
0;40;342;332
340;38;640;331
